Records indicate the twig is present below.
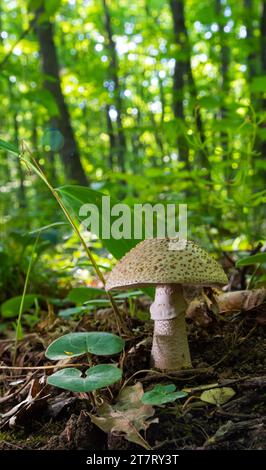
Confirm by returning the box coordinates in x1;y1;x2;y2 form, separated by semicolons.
0;363;89;370
203;417;266;448
0;371;38;404
0;441;23;450
121;369;167;390
215;409;260;420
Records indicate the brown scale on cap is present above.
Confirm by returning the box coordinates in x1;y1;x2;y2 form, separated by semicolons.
106;238;228;291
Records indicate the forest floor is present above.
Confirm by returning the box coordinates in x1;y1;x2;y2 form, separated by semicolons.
0;295;265;451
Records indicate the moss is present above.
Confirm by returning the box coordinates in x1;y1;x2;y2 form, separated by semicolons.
0;421;63;449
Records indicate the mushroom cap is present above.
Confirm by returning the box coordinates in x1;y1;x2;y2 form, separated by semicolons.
105;238;227;291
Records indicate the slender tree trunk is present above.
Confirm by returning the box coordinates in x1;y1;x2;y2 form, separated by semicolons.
216;0;231;183
102;0;126;172
13;112;26;207
150;112;164;163
245;0;257;81
260;1;266;78
169;0;188;165
169;0;206;169
216;0;230;119
44;117;58;184
34;10;88;185
105;104;116;169
158;74;165;126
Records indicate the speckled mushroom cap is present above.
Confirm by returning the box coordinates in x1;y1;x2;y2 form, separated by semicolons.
106;238;227;290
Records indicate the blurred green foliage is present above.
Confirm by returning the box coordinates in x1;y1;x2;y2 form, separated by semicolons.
0;0;265;319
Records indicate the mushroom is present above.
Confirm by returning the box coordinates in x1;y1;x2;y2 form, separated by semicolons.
106;238;227;370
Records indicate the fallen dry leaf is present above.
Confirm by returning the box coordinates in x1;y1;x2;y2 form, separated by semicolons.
89;382;158;449
186;288;266;325
216;289;266;314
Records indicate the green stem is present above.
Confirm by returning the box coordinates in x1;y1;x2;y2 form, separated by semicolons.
13;233;40;365
19;144;125;333
246;263;261;290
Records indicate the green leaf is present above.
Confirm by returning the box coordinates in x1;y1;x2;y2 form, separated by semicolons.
57;185;154;299
67;286;105;305
26;89;59;116
199;96;221;110
29;222;67;234
141;384;188;405
200;387;235;405
58;300;120;318
45;0;62;16
1;294;39;318
57;185;138;260
236;253;266;267
58;306;86;319
45;332;125;360
0;138;20;155
47;365;122;392
83;299;113;306
250;75;266;92
113;290;143;300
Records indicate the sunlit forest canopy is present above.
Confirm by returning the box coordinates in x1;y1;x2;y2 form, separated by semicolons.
0;0;266;299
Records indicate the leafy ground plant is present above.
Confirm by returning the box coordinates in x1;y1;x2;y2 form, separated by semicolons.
45;332;124;392
141;384;188;406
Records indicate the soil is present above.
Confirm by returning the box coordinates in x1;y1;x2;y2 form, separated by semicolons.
0;300;265;451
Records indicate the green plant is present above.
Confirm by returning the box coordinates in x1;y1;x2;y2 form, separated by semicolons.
47;365;122;393
45;332;124;392
12;234;40;363
141;384;188;406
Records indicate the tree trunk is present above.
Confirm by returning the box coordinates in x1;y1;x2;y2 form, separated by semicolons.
216;0;231;183
169;0;206;169
13;112;26;207
105;104;116;169
245;0;257;81
169;0;188;165
102;0;126;172
34;10;88;185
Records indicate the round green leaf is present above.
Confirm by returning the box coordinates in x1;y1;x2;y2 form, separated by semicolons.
141;384;188;405
236;253;266;267
45;332;125;360
1;294;39;318
47;365;122;392
200;387;236;405
67;287;105;305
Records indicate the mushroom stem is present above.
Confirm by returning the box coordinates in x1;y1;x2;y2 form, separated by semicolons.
150;284;192;370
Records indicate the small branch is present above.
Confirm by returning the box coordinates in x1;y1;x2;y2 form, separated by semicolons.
0;363;89;370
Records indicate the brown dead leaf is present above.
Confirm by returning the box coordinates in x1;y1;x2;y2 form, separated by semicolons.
186;299;212;326
216;289;266;313
187;288;266;325
89;382;157;449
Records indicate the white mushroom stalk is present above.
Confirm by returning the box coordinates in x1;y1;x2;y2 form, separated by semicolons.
105;238;227;371
150;284;191;370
